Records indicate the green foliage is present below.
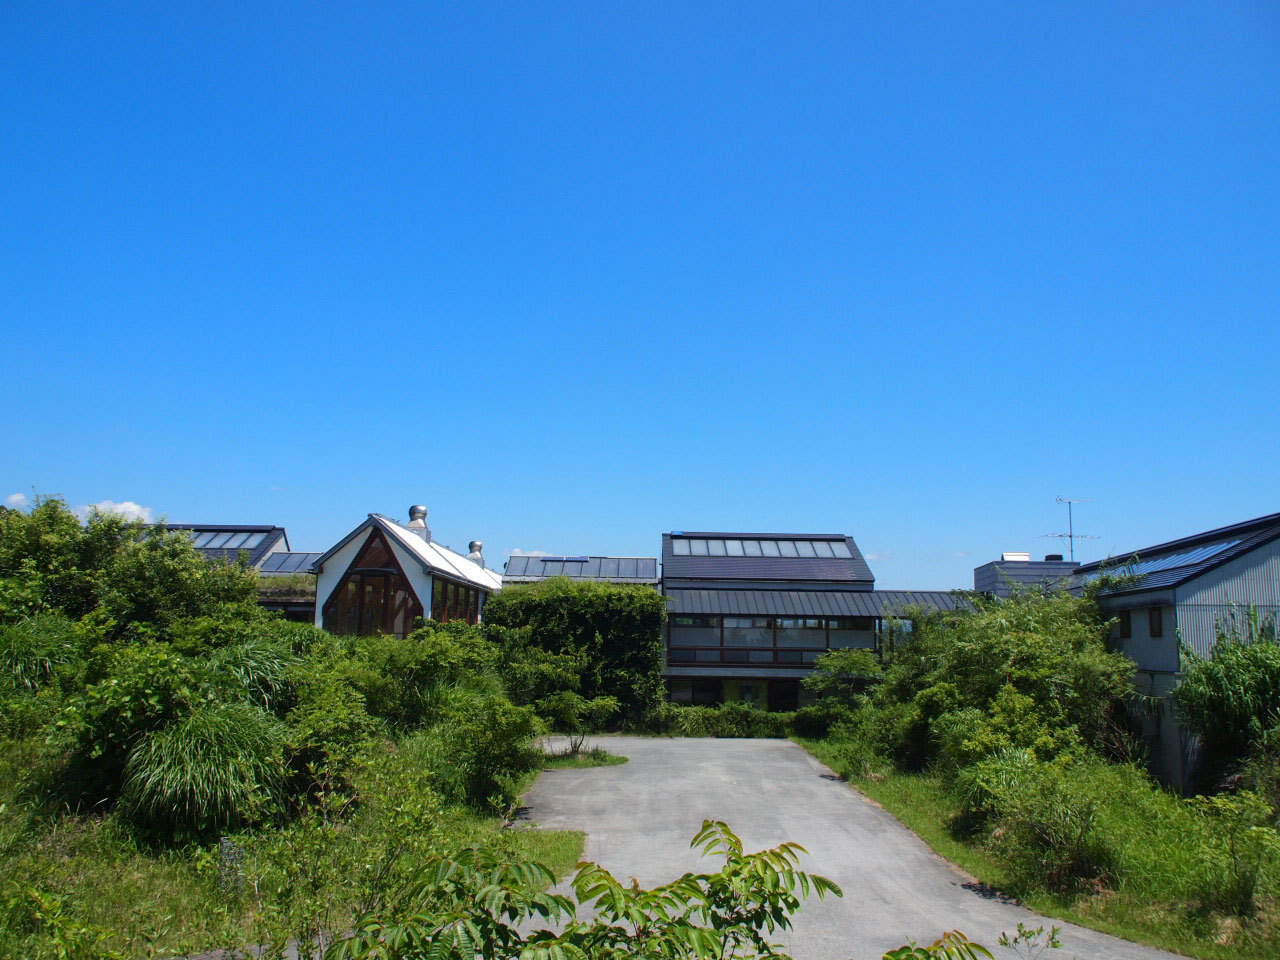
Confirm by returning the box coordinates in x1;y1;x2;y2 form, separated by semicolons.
1186;791;1280;915
536;690;618;754
482;577;667;722
120;701;286;838
646;701;795;738
791;699;860;739
1;613;80;692
1174;615;1280;788
882;931;992;959
802;648;881;704
331;821;846;960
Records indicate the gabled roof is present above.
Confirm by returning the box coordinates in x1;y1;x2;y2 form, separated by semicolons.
167;524;289;568
662;532;874;584
312;514;502;592
503;555;660;584
1075;510;1280;595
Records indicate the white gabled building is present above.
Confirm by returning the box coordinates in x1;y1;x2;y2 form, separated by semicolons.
311;505;502;637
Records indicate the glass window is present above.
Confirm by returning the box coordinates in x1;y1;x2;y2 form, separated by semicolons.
242;532;267;549
760;540;780;557
795;540;817;558
777;650;803;664
669;648;695;662
812;540;835;558
669;679;694;703
707;539;726;556
723;616;773;647
742;539;763;557
689;539;709;556
724;539;745;556
207;532;234;548
748;649;774;663
670;615;719;647
831;541;853;558
432;579;445;621
776;618;824;648
1118;610;1131;639
778;540;799;558
724;649;748;663
672;538;690;556
223;532;250;550
192;531;217;547
694;649;721;662
1148;608;1163;638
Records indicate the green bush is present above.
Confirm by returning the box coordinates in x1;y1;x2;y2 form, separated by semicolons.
1175;615;1280;788
481;578;666;722
791;699;859;739
121;701;286;838
643;702;793;738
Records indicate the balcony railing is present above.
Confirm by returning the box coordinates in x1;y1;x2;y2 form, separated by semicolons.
666;646;825;667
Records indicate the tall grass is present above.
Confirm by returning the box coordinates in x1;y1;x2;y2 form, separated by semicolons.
0;614;78;691
121;702;286;837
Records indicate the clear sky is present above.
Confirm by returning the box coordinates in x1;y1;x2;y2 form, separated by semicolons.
3;1;1278;589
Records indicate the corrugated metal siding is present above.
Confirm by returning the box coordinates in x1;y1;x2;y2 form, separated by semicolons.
664;589;964;617
1174;536;1280;658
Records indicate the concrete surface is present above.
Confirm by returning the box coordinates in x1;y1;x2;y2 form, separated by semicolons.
521;737;1186;960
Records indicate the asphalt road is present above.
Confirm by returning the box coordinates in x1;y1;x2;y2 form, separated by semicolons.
521;737;1186;960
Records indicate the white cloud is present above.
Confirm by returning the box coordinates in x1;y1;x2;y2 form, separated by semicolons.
864;550;895;562
507;548;551;558
5;492;29;508
953;551;969;559
76;499;155;523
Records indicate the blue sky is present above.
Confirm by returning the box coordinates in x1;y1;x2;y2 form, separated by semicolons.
2;1;1278;589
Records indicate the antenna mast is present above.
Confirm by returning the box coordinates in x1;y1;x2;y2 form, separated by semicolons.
1044;496;1100;562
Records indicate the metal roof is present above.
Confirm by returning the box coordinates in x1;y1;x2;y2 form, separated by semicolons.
259;552;325;575
664;588;965;618
503;554;660;584
311;515;503;592
166;524;289;569
1075;510;1280;596
662;532;874;583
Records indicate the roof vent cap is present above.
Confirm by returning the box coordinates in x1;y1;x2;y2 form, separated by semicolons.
466;540;484;567
1045;554;1064;562
406;505;431;541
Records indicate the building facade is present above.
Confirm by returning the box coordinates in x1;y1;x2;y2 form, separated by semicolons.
1073;510;1280;785
973;552;1080;598
311;507;501;638
661;531;963;711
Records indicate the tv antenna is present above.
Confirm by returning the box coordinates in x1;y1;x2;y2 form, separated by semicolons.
1044;496;1099;562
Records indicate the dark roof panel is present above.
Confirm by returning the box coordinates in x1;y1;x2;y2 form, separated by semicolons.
503;554;660;584
259;552;325;575
165;524;290;569
662;532;874;583
1075;511;1280;595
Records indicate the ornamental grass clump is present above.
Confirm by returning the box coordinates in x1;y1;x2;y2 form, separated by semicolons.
121;701;286;838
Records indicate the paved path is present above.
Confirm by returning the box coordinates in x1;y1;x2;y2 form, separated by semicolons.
521;737;1186;960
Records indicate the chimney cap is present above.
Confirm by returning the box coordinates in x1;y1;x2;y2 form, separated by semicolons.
408;505;428;522
1045;553;1064;562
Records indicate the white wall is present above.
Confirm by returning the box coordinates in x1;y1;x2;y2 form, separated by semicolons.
313;526;433;630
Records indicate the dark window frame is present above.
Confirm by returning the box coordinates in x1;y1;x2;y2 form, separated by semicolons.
1118;609;1131;639
1148;607;1163;638
321;529;424;638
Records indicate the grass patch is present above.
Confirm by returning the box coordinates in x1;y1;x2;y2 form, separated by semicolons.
541;746;629;770
795;738;1279;960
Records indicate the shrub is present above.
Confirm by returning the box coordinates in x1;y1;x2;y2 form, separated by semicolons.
209;636;301;713
791;700;859;739
1175;615;1280;787
801;648;880;704
410;692;542;809
121;701;286;839
284;663;381;783
481;578;666;722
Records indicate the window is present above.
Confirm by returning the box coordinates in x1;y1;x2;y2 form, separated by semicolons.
322;530;424;638
1118;610;1131;639
670;614;719;647
1148;607;1163;638
723;616;772;647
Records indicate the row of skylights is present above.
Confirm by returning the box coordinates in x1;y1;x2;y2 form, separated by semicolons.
671;538;853;559
190;531;269;550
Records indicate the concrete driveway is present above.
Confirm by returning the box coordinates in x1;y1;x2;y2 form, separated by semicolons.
521;737;1185;960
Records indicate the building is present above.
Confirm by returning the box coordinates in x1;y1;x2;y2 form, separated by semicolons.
168;523;322;621
973;552;1080;598
1073;510;1280;785
661;531;964;711
311;506;502;637
502;554;660;587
